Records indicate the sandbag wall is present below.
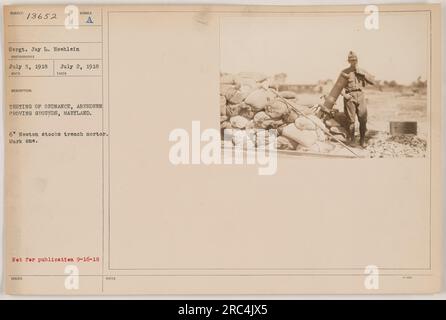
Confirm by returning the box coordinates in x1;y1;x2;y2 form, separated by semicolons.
220;72;344;153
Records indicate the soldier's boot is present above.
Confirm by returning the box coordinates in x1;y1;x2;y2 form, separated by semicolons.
359;136;366;148
359;121;367;148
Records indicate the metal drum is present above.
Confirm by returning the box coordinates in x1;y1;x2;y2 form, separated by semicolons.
389;121;417;135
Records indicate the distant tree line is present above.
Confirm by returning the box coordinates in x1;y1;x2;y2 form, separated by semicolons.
373;76;427;94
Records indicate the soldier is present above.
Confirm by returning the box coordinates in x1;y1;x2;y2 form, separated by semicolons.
340;51;375;148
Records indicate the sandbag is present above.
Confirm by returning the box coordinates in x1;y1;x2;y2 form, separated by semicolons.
230;115;250;129
277;135;298;150
308;115;326;130
229;91;245;104
245;89;275;112
294;115;326;131
265;100;288;120
253;111;283;129
253;111;272;129
239;85;256;100
291;103;314;115
316;127;326;142
239;104;255;120
234;77;257;89
276;124;288;135
282;108;299;123
279;91;297;99
221;85;238;101
220;115;228;123
226;103;241;117
259;79;272;90
282;124;318;148
294;116;316;130
220;84;238;96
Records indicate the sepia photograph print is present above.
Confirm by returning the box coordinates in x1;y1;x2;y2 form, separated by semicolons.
2;3;442;296
219;13;429;158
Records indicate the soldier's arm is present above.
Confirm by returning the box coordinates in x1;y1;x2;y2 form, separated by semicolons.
357;68;375;85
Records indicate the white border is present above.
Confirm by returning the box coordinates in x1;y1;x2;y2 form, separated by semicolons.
0;0;444;300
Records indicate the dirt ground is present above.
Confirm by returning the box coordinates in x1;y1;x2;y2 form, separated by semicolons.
294;89;428;158
296;89;428;136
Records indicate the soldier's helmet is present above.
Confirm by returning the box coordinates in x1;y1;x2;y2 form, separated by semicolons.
348;51;358;61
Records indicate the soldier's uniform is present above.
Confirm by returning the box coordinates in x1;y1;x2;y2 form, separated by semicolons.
341;52;375;147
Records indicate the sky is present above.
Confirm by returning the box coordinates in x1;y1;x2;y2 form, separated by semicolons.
220;12;429;85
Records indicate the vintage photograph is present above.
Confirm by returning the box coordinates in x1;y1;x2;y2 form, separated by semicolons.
219;13;429;158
